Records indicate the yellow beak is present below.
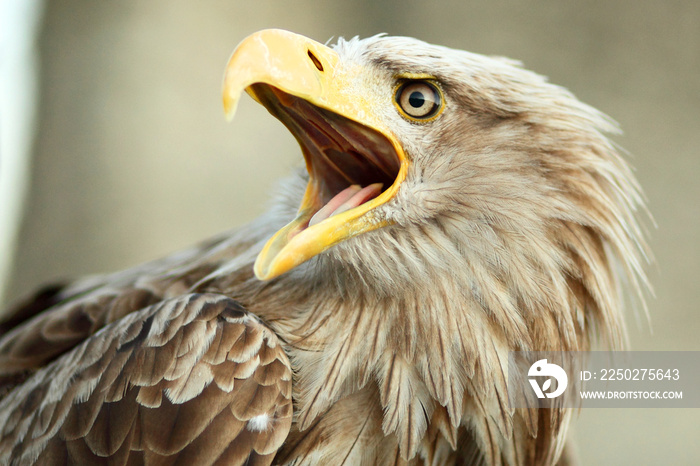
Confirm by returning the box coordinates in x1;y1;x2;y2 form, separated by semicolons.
223;29;408;280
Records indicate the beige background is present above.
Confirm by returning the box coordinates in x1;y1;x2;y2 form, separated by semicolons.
3;0;699;463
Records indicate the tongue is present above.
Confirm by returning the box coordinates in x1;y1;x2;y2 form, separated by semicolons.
309;183;383;227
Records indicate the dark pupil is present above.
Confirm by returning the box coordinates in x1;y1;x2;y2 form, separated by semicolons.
408;91;425;108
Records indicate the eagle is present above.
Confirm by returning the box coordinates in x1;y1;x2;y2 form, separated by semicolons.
0;29;649;465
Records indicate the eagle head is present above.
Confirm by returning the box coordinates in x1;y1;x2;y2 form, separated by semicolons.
221;29;650;462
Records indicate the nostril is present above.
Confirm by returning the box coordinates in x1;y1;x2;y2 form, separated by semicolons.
308;50;324;72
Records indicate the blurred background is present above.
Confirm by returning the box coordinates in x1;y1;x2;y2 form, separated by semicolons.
1;0;698;463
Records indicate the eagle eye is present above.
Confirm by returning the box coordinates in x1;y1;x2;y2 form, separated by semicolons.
395;80;443;120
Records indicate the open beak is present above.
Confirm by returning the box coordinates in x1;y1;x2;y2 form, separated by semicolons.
223;29;408;280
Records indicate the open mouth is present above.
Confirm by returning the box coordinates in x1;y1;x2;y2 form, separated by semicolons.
250;84;402;234
222;29;409;279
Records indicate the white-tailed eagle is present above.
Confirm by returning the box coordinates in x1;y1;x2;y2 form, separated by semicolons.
0;29;649;465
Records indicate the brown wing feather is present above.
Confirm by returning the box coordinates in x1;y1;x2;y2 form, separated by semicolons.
0;283;68;335
0;287;161;397
0;293;292;465
0;254;223;400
